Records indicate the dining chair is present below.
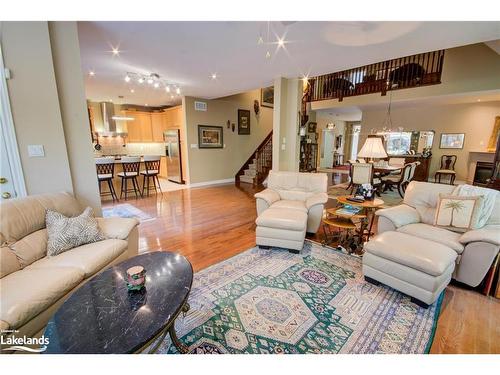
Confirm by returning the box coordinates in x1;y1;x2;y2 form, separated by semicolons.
382;163;413;198
434;155;457;185
95;157;118;201
118;156;142;199
351;163;382;196
140;155;162;197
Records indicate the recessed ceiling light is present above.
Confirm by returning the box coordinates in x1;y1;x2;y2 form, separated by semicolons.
130;89;135;93
211;73;217;80
477;99;481;102
138;77;144;84
265;51;271;59
89;70;95;76
145;103;148;106
257;36;264;45
109;99;113;102
111;47;120;56
165;86;170;93
170;95;174;99
176;87;181;95
277;38;285;47
124;75;131;83
147;78;154;85
153;82;160;88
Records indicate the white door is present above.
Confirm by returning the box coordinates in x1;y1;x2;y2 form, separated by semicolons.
320;130;335;168
0;44;26;200
350;125;361;161
0;131;16;200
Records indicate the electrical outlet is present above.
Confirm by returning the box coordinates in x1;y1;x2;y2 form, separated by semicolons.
28;145;45;157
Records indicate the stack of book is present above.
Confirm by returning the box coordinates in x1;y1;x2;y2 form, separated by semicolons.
335;204;362;217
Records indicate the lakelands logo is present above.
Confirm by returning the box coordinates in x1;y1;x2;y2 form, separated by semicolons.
1;330;49;353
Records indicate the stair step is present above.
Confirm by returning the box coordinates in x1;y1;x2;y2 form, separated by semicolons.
248;163;256;170
244;169;257;177
239;175;254;184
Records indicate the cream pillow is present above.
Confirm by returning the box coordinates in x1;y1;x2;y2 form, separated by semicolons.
434;194;482;232
46;207;106;257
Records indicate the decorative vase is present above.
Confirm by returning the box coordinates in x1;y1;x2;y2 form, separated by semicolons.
126;265;146;291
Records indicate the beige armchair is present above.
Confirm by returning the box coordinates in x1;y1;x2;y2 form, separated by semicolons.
254;171;328;252
0;192;139;342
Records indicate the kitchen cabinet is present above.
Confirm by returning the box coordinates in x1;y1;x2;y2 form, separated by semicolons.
159;156;168;178
125;111;153;143
151;113;165;142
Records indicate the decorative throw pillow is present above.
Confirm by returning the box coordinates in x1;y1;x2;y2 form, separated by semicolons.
46;207;106;257
434;194;482;232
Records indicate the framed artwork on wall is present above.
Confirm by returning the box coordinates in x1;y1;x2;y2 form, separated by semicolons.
198;125;223;148
439;133;465;149
261;86;274;108
238;109;251;135
307;122;317;133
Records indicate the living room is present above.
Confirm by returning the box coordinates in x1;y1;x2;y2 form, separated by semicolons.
1;2;500;374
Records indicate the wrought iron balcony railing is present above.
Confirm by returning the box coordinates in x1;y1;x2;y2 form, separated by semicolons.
306;50;445;102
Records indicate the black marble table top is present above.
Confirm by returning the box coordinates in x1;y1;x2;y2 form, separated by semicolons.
43;252;193;354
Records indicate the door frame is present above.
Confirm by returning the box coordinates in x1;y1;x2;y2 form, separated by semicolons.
0;44;27;197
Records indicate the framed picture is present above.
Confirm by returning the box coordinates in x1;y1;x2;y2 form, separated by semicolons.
261;86;274;108
238;109;251;135
198;125;223;149
439;133;465;149
307;122;317;133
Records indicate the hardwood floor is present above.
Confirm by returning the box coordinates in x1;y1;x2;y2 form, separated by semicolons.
102;179;500;354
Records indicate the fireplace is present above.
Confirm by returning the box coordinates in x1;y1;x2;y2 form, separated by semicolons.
473;162;494;187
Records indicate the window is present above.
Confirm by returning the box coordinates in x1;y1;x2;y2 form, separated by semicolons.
377;131;412;155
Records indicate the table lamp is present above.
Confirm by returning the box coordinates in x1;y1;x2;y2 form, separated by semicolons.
358;135;388;162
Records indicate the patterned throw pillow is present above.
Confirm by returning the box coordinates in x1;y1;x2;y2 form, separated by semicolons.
46;207;106;257
434;194;482;233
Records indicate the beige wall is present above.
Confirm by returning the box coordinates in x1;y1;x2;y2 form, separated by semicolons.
183;90;273;184
2;21;101;213
360;100;500;181
49;22;101;213
311;43;500;111
2;22;74;196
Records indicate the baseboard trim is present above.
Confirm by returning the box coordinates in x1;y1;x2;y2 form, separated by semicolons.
188;178;235;188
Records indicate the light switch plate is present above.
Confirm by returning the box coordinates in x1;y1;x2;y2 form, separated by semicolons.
28;145;45;157
281;144;286;150
190;144;198;149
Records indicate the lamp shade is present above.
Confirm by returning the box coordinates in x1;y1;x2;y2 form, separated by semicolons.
358;136;388;159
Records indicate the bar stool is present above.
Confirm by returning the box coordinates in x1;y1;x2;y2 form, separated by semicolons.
95;157;118;201
118;156;142;199
140;155;163;197
435;155;457;185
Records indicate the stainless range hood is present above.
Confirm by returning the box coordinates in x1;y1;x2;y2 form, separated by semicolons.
97;102;129;137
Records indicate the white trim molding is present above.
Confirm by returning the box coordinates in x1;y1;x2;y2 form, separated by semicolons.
0;44;27;197
188;178;235;188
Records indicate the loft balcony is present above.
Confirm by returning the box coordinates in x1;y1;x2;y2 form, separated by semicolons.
306;50;445;102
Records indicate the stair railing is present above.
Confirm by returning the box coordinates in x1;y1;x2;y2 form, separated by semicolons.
235;131;273;185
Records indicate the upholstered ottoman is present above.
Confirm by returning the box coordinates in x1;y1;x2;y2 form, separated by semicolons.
362;231;457;307
256;207;308;253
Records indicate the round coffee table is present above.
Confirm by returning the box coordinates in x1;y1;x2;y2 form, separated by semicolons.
43;252;193;354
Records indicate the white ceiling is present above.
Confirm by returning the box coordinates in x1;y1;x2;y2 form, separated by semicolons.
78;21;500;106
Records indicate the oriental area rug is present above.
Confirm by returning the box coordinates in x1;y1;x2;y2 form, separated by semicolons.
156;241;442;354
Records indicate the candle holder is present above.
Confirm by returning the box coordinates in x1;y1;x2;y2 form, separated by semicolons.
126;265;146;291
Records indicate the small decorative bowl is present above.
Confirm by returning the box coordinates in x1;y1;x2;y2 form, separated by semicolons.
126;265;146;291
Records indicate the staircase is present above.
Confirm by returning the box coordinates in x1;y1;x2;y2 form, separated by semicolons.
235;131;273;186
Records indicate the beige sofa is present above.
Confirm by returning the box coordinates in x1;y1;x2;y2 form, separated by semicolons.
0;192;139;342
363;181;500;306
255;171;328;251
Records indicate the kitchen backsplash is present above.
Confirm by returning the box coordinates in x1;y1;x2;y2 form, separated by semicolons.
94;137;164;156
